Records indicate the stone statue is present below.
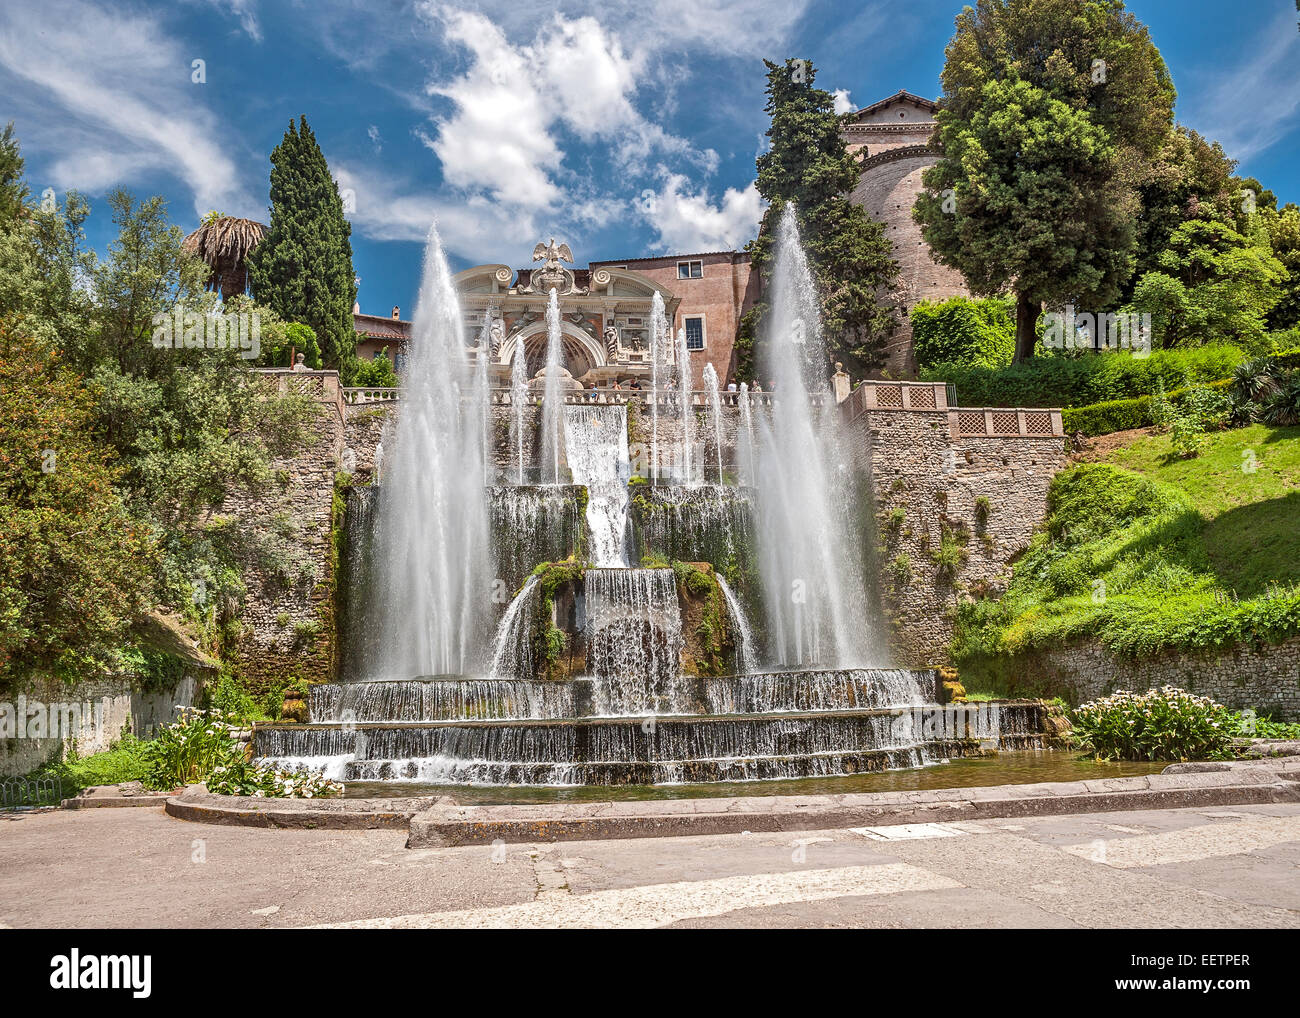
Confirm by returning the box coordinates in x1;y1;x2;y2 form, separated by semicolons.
603;323;620;359
532;237;574;272
489;317;505;357
528;238;577;295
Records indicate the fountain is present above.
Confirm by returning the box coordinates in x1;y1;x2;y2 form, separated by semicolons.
260;215;1049;790
539;288;565;484
510;332;529;484
753;206;879;669
674;326;695;484
702;362;724;483
362;226;491;679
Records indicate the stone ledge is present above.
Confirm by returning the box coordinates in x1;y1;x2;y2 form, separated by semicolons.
61;783;175;809
163;785;447;830
406;760;1300;847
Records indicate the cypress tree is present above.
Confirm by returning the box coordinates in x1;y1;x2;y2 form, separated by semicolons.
248;117;357;380
736;59;897;381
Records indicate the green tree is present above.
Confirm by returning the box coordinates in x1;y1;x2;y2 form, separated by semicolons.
354;349;399;387
915;0;1176;362
736;59;897;379
247;117;357;381
1129;125;1236;291
1149;217;1285;347
0;322;155;689
910;296;1015;369
1265;203;1300;330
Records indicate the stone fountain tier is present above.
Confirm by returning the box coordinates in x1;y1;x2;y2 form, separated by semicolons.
253;702;1050;787
308;669;945;723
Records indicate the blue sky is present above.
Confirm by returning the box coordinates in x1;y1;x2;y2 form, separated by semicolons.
1;0;1296;317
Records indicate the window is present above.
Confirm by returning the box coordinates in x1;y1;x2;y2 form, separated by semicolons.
684;316;704;351
677;260;703;279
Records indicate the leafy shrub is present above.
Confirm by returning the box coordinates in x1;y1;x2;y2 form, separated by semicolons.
206;760;342;798
1263;371;1300;426
911;296;1015;370
1070;687;1236;761
353;350;399;387
141;706;247;790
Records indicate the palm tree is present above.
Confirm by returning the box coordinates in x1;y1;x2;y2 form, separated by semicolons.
182;212;267;302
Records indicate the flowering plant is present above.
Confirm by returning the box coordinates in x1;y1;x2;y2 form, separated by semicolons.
1070;686;1236;761
206;760;343;798
142;706;248;790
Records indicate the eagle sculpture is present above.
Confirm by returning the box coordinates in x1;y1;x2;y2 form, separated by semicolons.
532;238;574;270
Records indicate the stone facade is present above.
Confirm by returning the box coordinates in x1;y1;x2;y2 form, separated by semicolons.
995;639;1300;722
221;371;347;693
843;91;970;377
588;252;760;389
841;383;1069;666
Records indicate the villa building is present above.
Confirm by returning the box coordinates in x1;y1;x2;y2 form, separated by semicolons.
352;90;967;385
842;89;971;374
355;244;757;389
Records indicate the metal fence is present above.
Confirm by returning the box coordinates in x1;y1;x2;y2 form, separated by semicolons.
0;776;64;810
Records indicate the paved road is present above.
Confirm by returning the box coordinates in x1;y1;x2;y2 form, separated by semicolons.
2;803;1298;928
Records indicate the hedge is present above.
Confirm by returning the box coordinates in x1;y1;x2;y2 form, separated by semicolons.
924;345;1244;408
1062;349;1300;436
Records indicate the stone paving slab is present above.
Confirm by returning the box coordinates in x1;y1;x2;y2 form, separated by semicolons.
407;760;1300;847
164;785;444;829
61;783;174;809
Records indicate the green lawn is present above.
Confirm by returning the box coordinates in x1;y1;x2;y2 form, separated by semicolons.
1104;424;1300;596
952;424;1300;672
23;736;151;796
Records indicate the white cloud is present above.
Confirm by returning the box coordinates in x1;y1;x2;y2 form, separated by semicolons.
641;173;764;253
422;5;721;216
0;0;253;219
1188;9;1300;161
194;0;263;42
832;88;854;115
334;163;541;266
367;124;383;153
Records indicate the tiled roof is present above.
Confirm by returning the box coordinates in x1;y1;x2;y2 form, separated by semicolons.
354;312;409;341
849;89;939;118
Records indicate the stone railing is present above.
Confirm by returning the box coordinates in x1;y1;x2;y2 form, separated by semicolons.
343;387;793;408
948;407;1064;439
844;380;949;415
343;386;405;404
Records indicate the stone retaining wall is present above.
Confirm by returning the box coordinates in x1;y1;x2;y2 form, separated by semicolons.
987;639;1300;720
0;674;202;778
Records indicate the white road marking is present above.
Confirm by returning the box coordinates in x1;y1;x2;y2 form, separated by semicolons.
851;822;974;841
1061;815;1300;869
307;863;963;929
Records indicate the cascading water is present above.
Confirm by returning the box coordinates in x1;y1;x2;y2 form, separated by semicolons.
717;575;757;674
563;405;630;567
702;362;724;483
365;226;491;678
539;288;565;483
585;567;683;716
754;206;882;669
510;335;529;484
488;575;539;681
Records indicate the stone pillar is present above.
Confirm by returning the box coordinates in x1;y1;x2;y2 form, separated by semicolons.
832;362;851;404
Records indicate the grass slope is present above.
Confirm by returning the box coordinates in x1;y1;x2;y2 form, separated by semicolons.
953;425;1300;668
